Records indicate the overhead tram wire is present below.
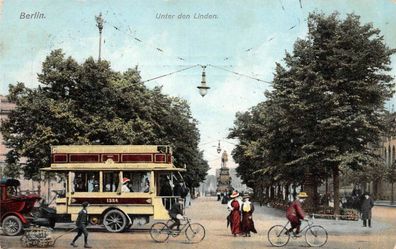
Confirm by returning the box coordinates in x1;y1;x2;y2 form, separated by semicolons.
208;64;272;84
119;64;200;91
104;19;188;63
141;64;200;84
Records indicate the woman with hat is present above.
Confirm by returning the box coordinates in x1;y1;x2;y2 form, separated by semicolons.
286;192;308;236
241;194;257;237
228;191;242;236
360;192;374;227
121;178;131;192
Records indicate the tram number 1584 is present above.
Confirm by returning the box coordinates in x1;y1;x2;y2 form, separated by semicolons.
106;198;119;203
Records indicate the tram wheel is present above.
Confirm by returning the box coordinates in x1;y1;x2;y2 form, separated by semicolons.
103;209;127;233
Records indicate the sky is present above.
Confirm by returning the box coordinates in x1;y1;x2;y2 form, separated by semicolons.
0;0;395;175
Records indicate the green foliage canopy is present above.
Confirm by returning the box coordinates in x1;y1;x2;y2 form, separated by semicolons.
1;49;209;187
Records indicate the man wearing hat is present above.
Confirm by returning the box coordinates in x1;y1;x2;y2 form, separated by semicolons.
71;201;91;248
168;198;184;231
286;192;308;236
121;178;130;192
360;192;374;227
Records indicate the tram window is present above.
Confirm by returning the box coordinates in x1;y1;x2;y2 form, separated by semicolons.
72;172;99;192
103;172;119;192
158;174;173;196
122;172;151;192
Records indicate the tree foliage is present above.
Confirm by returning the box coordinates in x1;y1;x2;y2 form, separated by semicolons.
1;49;208;187
229;12;394;212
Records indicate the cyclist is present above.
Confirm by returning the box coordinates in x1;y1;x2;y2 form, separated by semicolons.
286;192;308;237
168;197;184;231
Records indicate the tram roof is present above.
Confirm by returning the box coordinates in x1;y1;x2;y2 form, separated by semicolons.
41;163;186;172
51;145;171;154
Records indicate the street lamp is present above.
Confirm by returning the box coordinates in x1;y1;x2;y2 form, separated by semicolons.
197;65;210;97
95;12;104;61
216;140;221;154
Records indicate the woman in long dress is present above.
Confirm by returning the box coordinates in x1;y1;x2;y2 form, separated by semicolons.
229;191;241;236
241;194;257;237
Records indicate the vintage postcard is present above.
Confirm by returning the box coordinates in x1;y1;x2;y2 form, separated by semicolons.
0;0;395;248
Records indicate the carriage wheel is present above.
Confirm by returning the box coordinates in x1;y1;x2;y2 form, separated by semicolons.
103;210;127;233
2;215;23;236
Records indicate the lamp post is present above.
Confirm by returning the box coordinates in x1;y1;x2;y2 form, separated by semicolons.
197;65;210;97
95;13;104;61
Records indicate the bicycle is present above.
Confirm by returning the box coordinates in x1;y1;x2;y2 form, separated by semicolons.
267;218;328;247
149;216;206;243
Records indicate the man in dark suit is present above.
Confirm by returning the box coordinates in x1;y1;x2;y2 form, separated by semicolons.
168;198;184;231
71;202;91;248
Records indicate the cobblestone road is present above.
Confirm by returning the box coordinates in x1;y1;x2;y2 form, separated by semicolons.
1;197;396;249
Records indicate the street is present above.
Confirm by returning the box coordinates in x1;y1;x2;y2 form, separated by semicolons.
1;197;396;249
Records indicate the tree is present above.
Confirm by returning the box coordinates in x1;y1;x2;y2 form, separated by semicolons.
1;49;208;187
229;12;395;214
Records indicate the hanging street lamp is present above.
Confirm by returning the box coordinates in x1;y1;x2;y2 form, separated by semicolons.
216;140;221;154
197;65;210;97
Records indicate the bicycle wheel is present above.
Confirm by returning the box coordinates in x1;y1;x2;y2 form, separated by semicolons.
305;225;328;247
267;225;290;247
185;223;206;243
149;222;170;243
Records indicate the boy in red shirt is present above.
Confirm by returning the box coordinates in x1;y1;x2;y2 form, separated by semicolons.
286;192;308;236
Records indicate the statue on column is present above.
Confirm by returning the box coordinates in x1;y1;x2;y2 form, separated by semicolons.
221;150;228;168
217;150;232;194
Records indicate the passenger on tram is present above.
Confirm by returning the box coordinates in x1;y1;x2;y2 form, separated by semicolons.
121;178;131;192
88;175;99;192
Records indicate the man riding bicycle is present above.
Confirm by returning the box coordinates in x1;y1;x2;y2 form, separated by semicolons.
168;198;184;231
286;192;308;237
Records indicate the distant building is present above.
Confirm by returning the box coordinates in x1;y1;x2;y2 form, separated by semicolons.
0;95;16;168
197;175;217;196
371;136;396;200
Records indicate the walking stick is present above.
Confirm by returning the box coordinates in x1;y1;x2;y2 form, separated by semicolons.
50;227;78;246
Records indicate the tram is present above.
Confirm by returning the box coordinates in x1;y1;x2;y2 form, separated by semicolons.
41;145;186;233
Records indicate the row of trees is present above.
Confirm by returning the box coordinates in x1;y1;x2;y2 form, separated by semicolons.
1;49;209;189
229;12;395;214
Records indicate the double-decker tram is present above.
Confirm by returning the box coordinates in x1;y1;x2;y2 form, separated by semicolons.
41;145;186;233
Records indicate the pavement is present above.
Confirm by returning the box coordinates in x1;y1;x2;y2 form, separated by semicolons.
1;197;396;249
374;200;396;207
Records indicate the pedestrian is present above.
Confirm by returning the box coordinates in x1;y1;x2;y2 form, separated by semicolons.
286;192;308;237
228;191;242;237
70;201;92;248
217;191;221;201
241;194;257;237
168;198;184;231
360;192;374;228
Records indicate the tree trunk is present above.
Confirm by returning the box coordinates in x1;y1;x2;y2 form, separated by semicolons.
303;171;316;212
285;184;290;202
270;186;275;201
333;166;340;215
265;187;270;203
391;182;394;205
